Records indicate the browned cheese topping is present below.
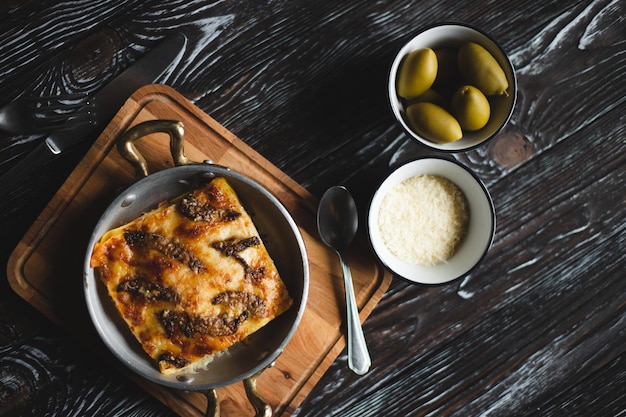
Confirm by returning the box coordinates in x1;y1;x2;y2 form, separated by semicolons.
90;177;293;374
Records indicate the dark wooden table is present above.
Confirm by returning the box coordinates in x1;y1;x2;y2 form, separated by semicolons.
1;1;624;416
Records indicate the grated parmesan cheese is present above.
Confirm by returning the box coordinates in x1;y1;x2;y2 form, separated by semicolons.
378;174;469;266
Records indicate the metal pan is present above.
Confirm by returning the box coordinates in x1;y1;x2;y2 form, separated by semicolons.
83;120;309;416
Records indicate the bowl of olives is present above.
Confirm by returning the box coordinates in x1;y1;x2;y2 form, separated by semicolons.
389;22;517;152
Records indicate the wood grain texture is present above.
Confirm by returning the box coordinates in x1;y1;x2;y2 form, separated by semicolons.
1;0;624;416
6;85;391;416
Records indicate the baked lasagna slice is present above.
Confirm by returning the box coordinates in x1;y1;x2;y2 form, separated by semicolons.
90;177;292;374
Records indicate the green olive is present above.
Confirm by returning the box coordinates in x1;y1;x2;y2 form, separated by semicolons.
406;102;462;144
451;85;491;131
458;42;509;96
396;48;438;100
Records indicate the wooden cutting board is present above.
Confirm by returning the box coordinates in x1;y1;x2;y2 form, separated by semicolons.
7;84;392;416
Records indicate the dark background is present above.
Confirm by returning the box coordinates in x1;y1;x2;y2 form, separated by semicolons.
1;0;624;416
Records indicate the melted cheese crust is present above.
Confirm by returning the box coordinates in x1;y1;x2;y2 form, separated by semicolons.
90;177;292;374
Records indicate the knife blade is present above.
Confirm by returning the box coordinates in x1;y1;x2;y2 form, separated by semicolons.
0;32;187;199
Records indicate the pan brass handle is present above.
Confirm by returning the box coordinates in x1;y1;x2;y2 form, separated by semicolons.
244;371;272;417
201;370;272;417
117;119;194;181
202;389;219;417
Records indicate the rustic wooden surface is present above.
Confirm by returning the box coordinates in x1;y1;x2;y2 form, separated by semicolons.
1;0;624;416
6;84;392;416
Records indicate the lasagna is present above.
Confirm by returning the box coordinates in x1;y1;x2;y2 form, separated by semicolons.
90;177;293;374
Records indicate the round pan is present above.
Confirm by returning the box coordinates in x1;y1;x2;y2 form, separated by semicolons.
83;121;309;396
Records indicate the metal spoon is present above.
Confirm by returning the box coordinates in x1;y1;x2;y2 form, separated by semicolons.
317;186;371;375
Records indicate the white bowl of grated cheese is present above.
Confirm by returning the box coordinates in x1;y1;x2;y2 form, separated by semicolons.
367;157;495;284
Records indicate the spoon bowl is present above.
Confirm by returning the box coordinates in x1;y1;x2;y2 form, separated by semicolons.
317;187;358;252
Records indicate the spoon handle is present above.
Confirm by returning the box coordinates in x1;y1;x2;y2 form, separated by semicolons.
339;252;371;375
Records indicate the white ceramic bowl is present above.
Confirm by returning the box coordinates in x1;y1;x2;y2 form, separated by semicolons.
367;157;495;284
389;22;517;152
